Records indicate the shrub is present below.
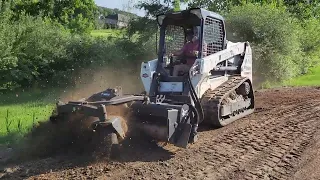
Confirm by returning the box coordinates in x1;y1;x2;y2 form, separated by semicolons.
0;11;71;89
224;3;305;83
299;18;320;68
0;1;160;91
0;11;156;90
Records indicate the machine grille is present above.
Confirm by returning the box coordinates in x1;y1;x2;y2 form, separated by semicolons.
203;16;224;56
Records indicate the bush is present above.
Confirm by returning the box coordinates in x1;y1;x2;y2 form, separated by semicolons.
0;11;71;89
0;9;156;90
299;18;320;68
224;3;306;83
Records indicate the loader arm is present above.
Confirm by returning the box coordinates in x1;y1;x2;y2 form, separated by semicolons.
190;41;252;99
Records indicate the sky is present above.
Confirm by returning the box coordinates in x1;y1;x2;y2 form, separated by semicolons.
94;0;144;16
94;0;188;17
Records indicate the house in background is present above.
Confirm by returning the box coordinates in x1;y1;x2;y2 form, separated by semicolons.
100;13;130;29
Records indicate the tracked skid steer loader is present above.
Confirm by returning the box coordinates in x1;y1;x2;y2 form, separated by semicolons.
49;8;255;159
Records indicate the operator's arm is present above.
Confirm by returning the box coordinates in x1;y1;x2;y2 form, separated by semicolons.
183;42;199;57
172;49;183;56
172;44;187;56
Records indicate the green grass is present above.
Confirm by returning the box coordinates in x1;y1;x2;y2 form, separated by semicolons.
0;89;60;145
283;65;320;87
258;65;320;89
91;29;142;43
91;29;125;38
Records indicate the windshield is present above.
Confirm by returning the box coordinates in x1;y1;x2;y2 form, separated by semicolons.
163;25;201;57
163;25;185;57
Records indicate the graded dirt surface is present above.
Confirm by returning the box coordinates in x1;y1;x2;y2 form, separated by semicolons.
1;86;320;180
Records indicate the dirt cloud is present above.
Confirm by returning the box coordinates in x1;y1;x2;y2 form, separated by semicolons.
59;65;145;102
7;65;145;163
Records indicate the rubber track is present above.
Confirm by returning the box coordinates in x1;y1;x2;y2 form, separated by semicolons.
201;76;253;126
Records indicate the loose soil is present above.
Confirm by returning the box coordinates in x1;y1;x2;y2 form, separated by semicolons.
1;86;320;180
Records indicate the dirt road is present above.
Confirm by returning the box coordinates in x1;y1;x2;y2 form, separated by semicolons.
1;86;320;180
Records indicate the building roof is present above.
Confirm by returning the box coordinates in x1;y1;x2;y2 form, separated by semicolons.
106;14;130;23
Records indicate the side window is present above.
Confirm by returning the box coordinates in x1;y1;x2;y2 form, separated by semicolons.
203;16;224;56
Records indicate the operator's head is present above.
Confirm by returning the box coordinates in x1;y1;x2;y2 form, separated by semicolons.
185;28;194;41
185;26;199;42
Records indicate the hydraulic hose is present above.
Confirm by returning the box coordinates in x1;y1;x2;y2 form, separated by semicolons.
187;74;204;124
186;73;204;142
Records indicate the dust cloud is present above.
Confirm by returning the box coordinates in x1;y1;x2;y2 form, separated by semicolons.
59;65;145;102
8;65;145;163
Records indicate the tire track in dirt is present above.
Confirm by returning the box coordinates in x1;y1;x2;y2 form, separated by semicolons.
100;89;320;180
117;88;320;180
2;87;320;180
226;107;320;180
181;102;320;180
292;119;320;180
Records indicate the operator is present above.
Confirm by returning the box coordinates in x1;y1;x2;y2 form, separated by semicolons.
171;27;206;76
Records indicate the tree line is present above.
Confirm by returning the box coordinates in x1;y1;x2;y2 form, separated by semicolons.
0;0;156;91
0;0;319;91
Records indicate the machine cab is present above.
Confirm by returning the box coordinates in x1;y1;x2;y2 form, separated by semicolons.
156;8;227;77
140;8;227;103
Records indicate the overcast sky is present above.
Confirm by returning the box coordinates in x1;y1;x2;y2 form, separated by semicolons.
94;0;188;16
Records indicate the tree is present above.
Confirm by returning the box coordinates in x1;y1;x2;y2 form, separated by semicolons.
283;0;320;19
12;0;97;33
133;0;189;16
127;0;177;42
187;0;245;12
125;0;190;59
173;0;181;11
187;0;320;18
225;3;305;82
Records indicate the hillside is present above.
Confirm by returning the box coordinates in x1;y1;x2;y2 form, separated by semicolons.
97;6;138;17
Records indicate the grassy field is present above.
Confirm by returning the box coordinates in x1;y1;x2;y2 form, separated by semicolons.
283;65;320;87
91;29;125;38
0;89;59;145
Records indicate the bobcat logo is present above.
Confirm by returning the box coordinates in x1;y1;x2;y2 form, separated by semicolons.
156;94;166;104
181;108;188;117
